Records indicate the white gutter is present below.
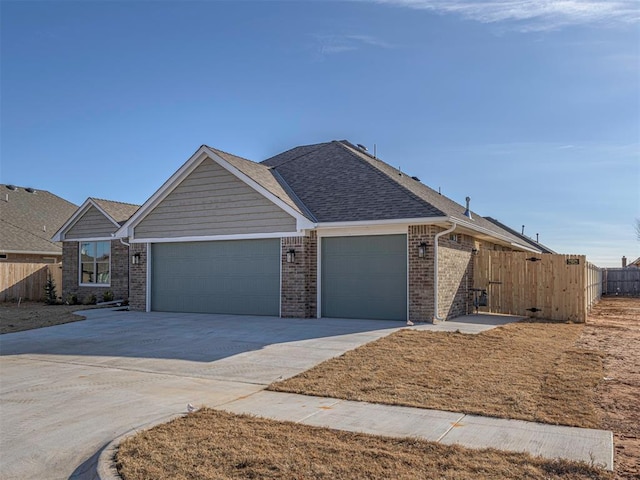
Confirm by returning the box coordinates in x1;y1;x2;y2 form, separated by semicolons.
433;222;457;322
316;217;450;229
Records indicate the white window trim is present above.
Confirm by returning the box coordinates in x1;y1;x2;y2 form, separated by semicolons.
79;241;111;287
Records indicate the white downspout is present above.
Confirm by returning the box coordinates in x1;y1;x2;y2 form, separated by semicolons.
433;222;457;322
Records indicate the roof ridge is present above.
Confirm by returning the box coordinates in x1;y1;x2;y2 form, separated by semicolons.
90;197;140;207
270;169;318;223
261;141;333;168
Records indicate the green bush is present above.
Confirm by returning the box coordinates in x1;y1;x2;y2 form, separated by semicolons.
84;294;97;305
102;291;114;302
44;273;58;305
66;293;79;305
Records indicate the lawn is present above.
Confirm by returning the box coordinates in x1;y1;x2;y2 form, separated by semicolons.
270;319;603;428
116;409;609;480
0;301;94;334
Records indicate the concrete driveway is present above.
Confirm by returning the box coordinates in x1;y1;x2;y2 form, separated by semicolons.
1;308;434;480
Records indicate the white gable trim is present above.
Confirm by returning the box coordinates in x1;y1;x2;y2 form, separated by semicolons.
129;231;302;244
116;146;314;240
203;147;315;231
51;198;121;242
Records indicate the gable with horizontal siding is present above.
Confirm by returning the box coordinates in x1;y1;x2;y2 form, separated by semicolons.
134;158;297;239
65;205;118;239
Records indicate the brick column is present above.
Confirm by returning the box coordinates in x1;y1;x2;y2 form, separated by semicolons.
408;225;436;322
129;242;147;311
281;231;317;318
62;241;79;301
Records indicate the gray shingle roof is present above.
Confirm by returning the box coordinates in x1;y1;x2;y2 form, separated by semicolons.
0;184;77;255
91;198;140;225
262;141;444;222
261;140;536;249
484;217;557;253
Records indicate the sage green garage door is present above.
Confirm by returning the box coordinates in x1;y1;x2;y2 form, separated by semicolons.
321;235;407;321
151;239;280;315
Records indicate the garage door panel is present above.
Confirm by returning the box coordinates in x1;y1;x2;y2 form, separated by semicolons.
322;235;407;321
152;239;280;315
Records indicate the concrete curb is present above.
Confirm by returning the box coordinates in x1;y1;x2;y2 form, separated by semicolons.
96;413;185;480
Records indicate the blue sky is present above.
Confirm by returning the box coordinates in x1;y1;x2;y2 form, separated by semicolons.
1;0;638;267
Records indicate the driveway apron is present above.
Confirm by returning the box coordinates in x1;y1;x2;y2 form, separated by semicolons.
0;309;431;480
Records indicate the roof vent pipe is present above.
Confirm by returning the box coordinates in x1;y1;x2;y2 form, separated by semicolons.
463;197;472;219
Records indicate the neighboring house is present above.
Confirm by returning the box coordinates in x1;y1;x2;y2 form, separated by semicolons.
0;184;77;263
622;257;640;268
52;198;139;303
484;217;556;254
56;140;545;321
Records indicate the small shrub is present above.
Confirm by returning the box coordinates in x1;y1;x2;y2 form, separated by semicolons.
84;294;97;305
102;291;114;302
66;293;79;305
44;273;57;305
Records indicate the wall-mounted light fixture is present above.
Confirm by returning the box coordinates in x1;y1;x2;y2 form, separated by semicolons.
286;249;296;263
418;242;428;258
132;253;141;265
471;248;479;255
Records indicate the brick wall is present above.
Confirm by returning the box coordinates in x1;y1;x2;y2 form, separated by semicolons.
408;225;436;322
62;240;129;304
409;225;477;322
0;253;62;263
128;243;147;311
281;231;317;318
437;233;474;319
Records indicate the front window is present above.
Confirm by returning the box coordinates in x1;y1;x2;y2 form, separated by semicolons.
80;241;110;285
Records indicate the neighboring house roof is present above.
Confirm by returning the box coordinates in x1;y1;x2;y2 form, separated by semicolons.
52;198;140;242
0;184;78;256
484;217;557;254
628;257;640;267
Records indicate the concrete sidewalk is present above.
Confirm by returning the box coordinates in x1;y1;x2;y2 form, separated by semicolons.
221;390;614;470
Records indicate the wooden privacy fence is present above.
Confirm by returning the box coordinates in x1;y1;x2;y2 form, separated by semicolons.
602;268;640;296
473;251;602;322
0;263;63;302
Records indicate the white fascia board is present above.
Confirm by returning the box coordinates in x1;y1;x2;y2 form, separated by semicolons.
129;231;303;244
317;225;408;237
52;198;120;241
202;146;313;229
115;148;211;238
316;217;450;229
62;236;117;242
2;249;61;256
510;242;541;253
451;217;542;253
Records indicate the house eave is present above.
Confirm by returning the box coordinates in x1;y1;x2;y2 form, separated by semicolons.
315;217;450;229
0;249;62;256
